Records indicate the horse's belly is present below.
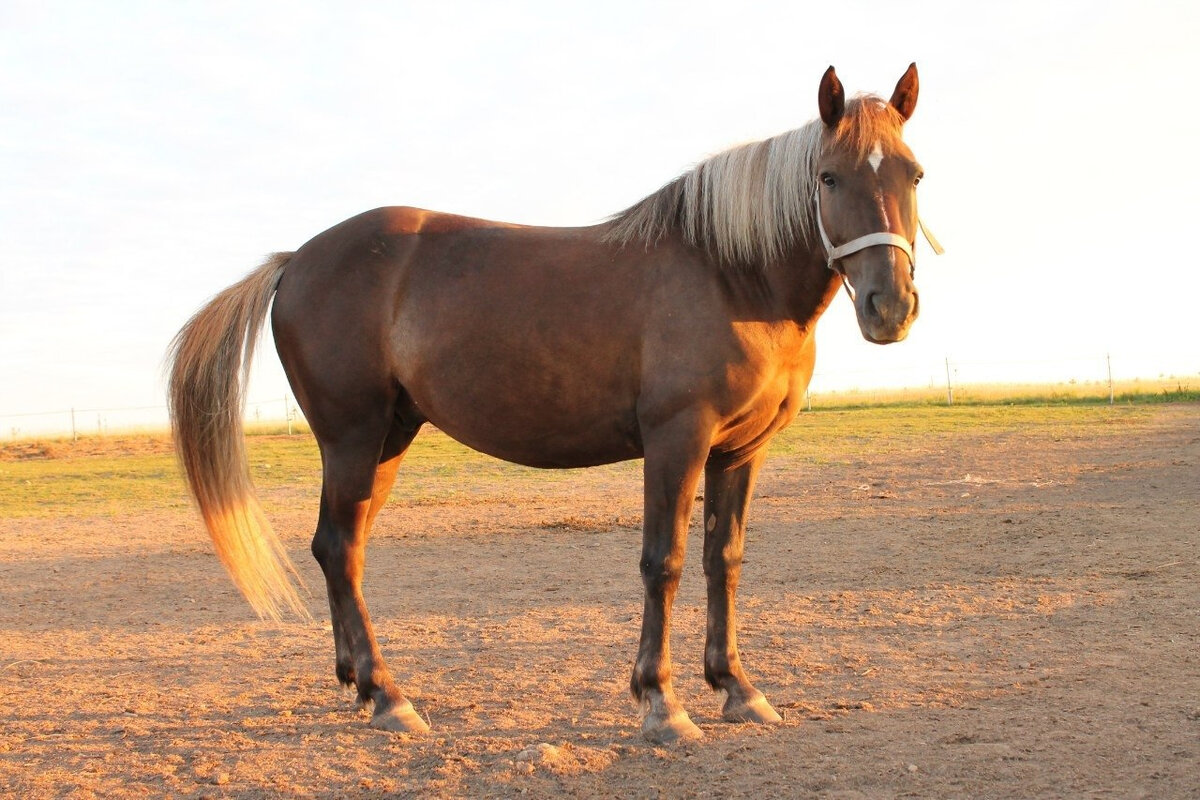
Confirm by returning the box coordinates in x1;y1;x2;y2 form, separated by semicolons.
401;348;643;469
421;397;642;469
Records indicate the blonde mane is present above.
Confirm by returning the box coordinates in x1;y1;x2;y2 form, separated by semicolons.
605;95;908;266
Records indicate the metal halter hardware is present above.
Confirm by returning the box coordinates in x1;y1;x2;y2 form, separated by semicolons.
814;187;943;300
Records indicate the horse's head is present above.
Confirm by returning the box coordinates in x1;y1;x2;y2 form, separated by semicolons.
814;64;928;344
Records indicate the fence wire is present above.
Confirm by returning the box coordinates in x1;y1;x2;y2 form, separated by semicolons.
2;354;1195;440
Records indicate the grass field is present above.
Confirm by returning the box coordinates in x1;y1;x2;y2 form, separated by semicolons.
0;400;1165;520
807;375;1198;409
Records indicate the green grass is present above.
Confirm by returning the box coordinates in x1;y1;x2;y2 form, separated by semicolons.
808;377;1198;410
0;451;192;518
768;402;1154;461
1;399;1176;520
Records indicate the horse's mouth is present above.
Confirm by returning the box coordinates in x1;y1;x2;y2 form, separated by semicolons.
862;329;910;345
857;309;916;344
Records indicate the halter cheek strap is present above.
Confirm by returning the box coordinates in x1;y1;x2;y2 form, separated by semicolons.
814;188;944;300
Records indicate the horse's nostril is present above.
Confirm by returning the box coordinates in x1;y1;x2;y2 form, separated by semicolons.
865;290;916;324
866;292;884;319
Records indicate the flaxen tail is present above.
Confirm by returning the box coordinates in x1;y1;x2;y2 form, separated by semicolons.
167;253;309;621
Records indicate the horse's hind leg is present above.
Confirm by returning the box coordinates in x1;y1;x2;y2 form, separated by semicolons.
702;451;782;725
312;415;428;733
323;421;417;685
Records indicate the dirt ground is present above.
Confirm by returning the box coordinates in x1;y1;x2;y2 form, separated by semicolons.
1;404;1197;798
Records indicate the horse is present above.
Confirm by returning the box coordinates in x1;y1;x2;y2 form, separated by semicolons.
168;64;939;743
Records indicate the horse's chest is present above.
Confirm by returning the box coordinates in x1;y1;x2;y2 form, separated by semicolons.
710;366;808;458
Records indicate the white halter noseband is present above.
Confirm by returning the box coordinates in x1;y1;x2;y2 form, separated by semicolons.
814;187;943;299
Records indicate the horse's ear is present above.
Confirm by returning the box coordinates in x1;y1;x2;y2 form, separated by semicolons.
889;62;919;122
818;66;845;127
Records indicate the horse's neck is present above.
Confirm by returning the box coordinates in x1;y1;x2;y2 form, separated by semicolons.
720;246;840;332
786;247;842;329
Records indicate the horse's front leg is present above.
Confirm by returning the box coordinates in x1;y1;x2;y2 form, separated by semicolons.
631;417;710;743
703;450;783;725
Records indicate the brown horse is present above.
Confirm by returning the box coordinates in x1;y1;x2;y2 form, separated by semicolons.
168;64;936;743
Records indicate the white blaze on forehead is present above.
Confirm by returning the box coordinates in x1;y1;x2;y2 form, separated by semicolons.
868;141;884;173
875;189;896;268
871;141;895;266
869;139;892;237
874;189;891;231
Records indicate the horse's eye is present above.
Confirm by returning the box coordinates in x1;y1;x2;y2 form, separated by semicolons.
914;173;924;187
821;174;836;188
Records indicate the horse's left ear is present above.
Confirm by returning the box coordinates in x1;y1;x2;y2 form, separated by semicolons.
889;63;919;122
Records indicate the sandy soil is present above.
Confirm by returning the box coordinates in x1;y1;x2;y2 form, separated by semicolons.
1;404;1197;798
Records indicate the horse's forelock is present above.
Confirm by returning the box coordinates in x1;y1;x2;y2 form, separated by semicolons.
828;95;908;162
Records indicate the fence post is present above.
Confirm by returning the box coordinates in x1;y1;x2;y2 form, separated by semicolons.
285;395;293;435
1107;353;1114;405
71;408;77;442
944;357;954;406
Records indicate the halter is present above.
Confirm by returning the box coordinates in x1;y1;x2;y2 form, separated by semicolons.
814;187;943;301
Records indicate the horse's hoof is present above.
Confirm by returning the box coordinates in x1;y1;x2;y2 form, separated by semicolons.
722;693;782;725
641;709;704;744
370;701;431;734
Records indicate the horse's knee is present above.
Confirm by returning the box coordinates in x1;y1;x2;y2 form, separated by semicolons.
703;546;743;579
639;552;684;590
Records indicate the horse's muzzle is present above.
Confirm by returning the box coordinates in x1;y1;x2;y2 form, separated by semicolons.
858;287;919;344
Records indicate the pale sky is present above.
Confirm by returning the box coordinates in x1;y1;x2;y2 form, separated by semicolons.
2;1;1198;432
